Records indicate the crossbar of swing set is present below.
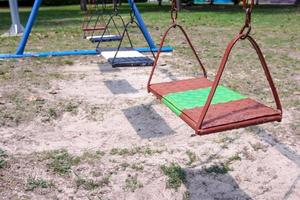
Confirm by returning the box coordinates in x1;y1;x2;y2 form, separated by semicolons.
0;0;172;59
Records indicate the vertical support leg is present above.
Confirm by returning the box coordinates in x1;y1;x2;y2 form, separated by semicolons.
128;0;156;49
8;0;24;36
16;0;43;55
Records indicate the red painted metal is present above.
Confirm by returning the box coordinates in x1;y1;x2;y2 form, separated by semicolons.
181;98;281;133
147;0;282;135
147;0;206;92
82;26;106;31
149;77;212;98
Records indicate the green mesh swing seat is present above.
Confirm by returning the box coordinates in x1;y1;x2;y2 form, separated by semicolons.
147;0;282;135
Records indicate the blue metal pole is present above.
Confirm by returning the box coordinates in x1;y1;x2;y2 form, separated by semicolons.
16;0;43;55
128;0;156;49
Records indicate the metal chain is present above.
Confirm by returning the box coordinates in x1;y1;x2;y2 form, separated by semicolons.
113;0;118;13
129;0;135;23
171;0;178;25
239;0;254;39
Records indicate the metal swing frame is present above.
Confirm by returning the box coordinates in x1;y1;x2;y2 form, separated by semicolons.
82;0;107;38
93;1;127;44
0;0;172;59
102;1;156;67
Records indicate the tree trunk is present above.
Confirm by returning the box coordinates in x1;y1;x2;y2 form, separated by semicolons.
80;0;87;11
158;0;162;6
296;0;299;5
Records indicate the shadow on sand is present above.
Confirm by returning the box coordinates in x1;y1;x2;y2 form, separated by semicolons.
122;104;175;138
104;79;138;94
183;167;252;200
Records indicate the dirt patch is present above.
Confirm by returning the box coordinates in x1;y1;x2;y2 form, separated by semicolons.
0;55;299;199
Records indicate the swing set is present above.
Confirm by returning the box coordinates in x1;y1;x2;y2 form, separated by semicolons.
0;0;172;58
84;0;125;43
147;0;282;135
96;0;155;67
82;0;107;39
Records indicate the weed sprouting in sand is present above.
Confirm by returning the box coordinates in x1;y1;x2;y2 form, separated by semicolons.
0;148;7;169
205;154;242;174
161;163;185;190
75;175;110;190
110;146;162;156
26;177;54;191
46;150;80;175
124;174;143;192
186;150;197;166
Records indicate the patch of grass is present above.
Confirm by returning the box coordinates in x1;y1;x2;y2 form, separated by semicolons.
0;148;7;169
110;148;129;156
131;163;144;171
124;174;143;192
81;150;105;162
183;191;190;200
186;150;197;166
205;154;241;174
227;154;242;163
47;108;58;119
110;146;162;156
63;60;74;65
205;163;231;174
161;163;185;190
120;162;130;170
65;101;79;114
76;175;110;190
26;177;54;191
95;150;105;156
48;72;65;79
46;150;80;175
250;142;268;151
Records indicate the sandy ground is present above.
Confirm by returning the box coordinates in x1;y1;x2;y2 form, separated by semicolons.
0;55;299;200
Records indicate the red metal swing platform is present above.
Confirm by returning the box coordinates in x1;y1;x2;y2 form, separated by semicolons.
147;0;282;135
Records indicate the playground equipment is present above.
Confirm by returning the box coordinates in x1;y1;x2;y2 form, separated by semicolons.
193;0;233;4
82;0;107;39
147;0;282;135
0;0;172;59
6;0;24;36
87;0;124;43
97;0;155;67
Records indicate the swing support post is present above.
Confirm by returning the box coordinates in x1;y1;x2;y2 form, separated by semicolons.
0;0;172;59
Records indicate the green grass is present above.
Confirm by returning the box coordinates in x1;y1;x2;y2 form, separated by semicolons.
0;148;7;169
186;150;197;166
205;163;231;174
124;174;143;192
26;177;54;191
205;154;242;174
161;163;185;190
46;150;80;175
110;146;162;156
75;175;110;190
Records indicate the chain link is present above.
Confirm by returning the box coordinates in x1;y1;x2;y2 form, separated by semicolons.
171;0;178;25
239;0;254;39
